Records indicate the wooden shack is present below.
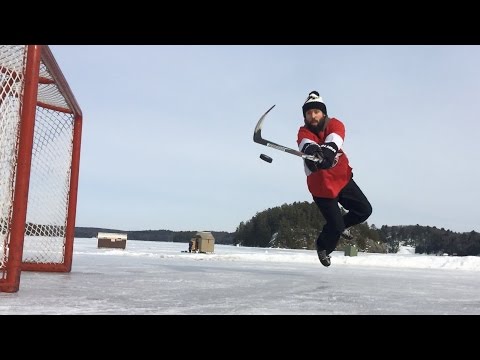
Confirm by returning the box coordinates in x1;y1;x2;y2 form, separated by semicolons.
189;231;215;253
97;232;127;249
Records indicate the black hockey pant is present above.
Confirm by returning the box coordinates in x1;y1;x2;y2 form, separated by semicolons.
313;177;372;255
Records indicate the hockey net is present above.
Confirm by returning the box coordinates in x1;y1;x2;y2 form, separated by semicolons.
0;45;82;293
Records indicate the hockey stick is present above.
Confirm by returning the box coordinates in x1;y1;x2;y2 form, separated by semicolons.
253;105;320;162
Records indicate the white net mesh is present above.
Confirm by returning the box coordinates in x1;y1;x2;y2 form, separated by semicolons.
0;45;26;275
1;45;76;270
23;106;74;264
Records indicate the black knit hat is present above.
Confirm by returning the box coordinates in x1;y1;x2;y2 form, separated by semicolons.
302;91;327;118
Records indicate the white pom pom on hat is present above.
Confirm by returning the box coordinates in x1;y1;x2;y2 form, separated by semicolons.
302;90;327;117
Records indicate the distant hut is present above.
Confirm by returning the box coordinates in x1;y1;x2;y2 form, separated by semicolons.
97;232;127;249
189;231;215;253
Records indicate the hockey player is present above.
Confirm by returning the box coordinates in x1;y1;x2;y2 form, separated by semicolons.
297;91;372;267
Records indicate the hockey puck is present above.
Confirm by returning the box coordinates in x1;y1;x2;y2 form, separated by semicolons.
260;154;273;163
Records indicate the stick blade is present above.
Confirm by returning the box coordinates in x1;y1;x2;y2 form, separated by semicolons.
253;105;276;144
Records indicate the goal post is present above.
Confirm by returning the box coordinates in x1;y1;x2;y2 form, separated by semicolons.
0;45;83;293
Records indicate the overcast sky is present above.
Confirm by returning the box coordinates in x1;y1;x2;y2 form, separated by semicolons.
48;45;480;233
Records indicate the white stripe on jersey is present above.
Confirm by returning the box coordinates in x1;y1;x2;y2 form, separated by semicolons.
298;138;316;152
324;133;343;149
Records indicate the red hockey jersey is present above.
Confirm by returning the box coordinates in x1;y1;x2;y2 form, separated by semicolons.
297;117;352;199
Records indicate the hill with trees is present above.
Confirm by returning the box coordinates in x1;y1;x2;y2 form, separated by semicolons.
233;201;383;253
232;201;480;256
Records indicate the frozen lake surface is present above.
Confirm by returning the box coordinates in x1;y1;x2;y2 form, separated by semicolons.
1;238;480;314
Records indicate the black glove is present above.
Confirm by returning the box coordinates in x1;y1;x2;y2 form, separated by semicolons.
302;142;338;171
317;142;338;169
302;143;324;172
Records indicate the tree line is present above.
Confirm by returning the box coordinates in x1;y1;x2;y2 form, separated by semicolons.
72;201;480;255
74;227;234;245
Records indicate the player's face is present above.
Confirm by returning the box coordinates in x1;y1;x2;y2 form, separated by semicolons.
305;109;324;126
